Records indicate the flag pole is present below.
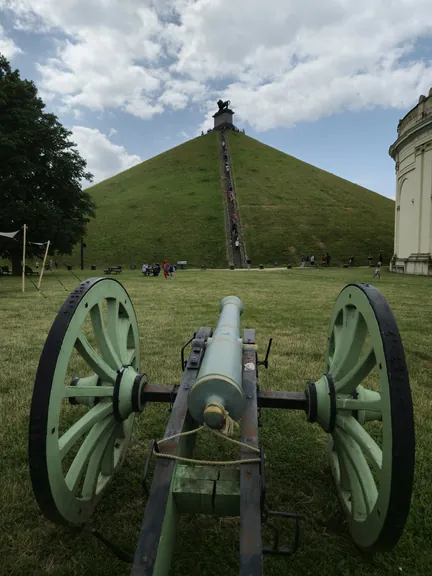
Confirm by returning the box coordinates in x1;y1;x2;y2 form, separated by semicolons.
37;240;50;290
22;224;26;293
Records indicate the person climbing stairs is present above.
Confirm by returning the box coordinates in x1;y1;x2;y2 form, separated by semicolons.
219;130;246;269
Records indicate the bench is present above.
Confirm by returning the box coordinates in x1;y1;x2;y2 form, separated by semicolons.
104;267;122;275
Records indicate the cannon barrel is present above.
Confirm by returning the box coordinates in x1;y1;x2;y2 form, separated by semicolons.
188;296;245;429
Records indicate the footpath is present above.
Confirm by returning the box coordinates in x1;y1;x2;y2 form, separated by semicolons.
219;130;246;268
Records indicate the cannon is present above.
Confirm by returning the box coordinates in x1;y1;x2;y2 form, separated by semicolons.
28;278;415;575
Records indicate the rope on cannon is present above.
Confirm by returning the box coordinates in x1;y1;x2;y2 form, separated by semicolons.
154;404;262;466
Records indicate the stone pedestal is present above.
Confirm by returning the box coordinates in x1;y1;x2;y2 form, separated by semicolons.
390;253;432;275
213;108;235;131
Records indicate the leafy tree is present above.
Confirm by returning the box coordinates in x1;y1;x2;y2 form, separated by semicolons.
0;54;95;274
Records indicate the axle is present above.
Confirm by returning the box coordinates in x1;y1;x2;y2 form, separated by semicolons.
140;384;308;412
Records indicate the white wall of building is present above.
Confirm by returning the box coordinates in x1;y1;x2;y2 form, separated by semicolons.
390;93;432;275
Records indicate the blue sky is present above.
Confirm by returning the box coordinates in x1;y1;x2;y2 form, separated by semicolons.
1;0;432;198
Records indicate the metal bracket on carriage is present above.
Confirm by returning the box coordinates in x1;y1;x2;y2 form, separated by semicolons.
180;329;211;371
259;446;302;556
142;439;158;497
257;337;273;369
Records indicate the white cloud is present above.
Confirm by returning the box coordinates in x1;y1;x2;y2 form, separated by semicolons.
70;126;141;186
159;89;189;110
177;130;189;139
2;0;432;130
0;24;21;58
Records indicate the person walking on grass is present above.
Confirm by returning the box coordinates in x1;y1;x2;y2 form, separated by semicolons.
169;263;174;278
373;261;381;279
163;260;170;279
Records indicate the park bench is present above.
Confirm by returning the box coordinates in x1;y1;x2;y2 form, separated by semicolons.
104;267;122;275
1;265;12;275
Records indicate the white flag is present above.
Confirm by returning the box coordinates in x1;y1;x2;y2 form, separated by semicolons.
0;229;21;239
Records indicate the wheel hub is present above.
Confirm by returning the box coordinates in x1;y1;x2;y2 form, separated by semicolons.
69;368;147;420
305;375;336;433
113;367;148;421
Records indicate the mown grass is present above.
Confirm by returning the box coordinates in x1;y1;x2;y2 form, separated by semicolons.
47;129;397;272
70;132;226;268
228;132;395;266
1;268;431;576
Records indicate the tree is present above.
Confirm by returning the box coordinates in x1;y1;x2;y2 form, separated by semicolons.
0;54;95;274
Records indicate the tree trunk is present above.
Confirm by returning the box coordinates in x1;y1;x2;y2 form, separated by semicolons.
11;255;22;276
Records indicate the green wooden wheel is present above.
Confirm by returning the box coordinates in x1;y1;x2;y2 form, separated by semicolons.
29;278;146;526
307;283;415;552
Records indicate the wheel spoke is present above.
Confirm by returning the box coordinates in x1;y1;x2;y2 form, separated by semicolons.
81;425;118;499
90;303;121;370
335;344;376;394
59;403;113;459
106;298;121;359
333;427;378;515
118;318;131;364
65;417;116;494
335;440;368;519
64;386;114;398
336;396;382;414
335;415;382;474
331;308;368;381
100;423;123;477
75;330;117;383
333;317;343;348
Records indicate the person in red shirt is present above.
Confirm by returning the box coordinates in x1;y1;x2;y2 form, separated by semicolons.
163;260;170;278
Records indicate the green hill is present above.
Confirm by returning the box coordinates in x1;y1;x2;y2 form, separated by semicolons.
74;132;227;268
228;132;394;265
68;131;394;269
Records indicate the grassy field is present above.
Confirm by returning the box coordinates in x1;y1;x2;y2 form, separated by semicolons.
1;268;431;576
228;132;395;266
69;132;227;269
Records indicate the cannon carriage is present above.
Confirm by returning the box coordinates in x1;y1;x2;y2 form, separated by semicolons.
28;278;415;575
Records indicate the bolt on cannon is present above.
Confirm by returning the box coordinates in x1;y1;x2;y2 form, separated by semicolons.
28;278;415;575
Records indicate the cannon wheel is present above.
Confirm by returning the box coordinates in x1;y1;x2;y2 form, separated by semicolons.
29;278;143;526
322;283;415;552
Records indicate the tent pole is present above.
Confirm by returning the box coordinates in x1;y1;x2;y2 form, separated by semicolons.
37;240;50;290
22;224;26;293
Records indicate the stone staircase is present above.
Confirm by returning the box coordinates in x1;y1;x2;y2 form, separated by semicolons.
219;130;246;268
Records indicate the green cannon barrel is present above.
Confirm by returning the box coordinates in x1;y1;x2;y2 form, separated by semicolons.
188;296;245;429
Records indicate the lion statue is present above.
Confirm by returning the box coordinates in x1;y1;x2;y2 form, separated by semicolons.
217;99;231;111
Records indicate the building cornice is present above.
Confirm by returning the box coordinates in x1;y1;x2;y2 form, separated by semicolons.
389;116;432;159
